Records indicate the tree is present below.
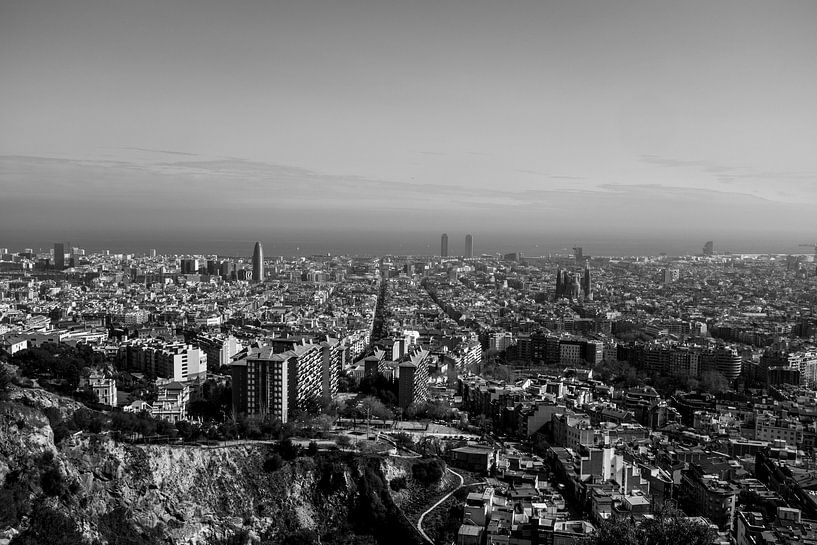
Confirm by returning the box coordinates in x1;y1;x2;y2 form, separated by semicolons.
686;377;701;392
482;363;512;382
176;420;201;442
0;365;12;397
337;373;357;393
389;476;407;492
279;438;302;460
263;454;283;473
313;414;335;435
359;396;390;428
40;465;69;497
700;370;730;394
587;506;716;545
357;375;399;405
411;458;446;487
187;378;231;421
424;401;450;421
393;432;415;451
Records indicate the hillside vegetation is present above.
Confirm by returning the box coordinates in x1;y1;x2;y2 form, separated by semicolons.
0;385;437;545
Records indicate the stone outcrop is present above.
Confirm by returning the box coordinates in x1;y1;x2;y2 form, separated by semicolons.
0;387;428;545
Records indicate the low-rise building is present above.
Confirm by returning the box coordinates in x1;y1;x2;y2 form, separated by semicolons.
88;373;117;407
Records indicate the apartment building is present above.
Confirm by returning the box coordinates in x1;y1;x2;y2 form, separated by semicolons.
117;340;208;382
231;345;290;423
321;338;341;401
398;348;430;409
231;340;330;421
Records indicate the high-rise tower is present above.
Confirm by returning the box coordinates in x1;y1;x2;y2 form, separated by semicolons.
440;233;448;257
465;234;473;258
582;266;592;300
53;242;65;269
252;241;264;283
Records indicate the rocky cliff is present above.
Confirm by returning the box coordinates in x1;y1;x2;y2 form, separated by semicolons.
0;388;426;545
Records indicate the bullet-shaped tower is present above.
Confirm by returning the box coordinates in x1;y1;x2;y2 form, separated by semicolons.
252;241;264;283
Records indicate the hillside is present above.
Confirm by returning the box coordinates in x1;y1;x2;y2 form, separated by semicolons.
0;386;433;545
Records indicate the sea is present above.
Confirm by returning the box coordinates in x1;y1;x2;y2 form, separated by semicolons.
2;229;813;259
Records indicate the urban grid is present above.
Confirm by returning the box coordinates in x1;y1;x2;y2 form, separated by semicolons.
1;238;817;545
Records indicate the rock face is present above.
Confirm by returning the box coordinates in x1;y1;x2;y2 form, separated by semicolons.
0;389;424;545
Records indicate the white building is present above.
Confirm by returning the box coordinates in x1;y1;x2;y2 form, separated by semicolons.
88;373;118;407
0;333;28;356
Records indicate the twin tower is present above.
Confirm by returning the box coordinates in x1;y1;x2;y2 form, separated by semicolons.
441;233;473;258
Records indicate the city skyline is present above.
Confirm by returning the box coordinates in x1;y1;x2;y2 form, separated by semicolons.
2;232;817;260
2;0;817;242
3;2;817;544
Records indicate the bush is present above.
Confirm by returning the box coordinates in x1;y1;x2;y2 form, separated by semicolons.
0;470;34;527
176;420;201;442
336;435;352;448
263;454;283;473
9;504;85;545
279;438;302;460
411;458;446;487
0;489;20;527
306;441;319;457
282;529;321;545
389;476;407;492
316;454;348;495
0;365;12;397
40;465;68;497
393;432;414;451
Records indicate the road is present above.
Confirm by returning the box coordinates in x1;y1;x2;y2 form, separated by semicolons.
416;467;464;545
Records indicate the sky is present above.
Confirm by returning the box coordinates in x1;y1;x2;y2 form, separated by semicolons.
1;0;816;255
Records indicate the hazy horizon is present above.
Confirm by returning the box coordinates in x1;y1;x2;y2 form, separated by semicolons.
2;1;816;242
2;229;815;259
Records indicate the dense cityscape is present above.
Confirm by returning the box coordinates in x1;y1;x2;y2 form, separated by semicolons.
1;236;817;544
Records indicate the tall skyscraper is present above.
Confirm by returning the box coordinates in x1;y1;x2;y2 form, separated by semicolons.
582;266;592;300
221;260;239;280
180;258;199;274
703;241;714;256
465;234;473;258
53;242;65;269
440;233;448;257
252;241;264;283
149;249;157;258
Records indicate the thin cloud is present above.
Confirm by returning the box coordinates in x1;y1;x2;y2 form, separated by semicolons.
103;146;199;157
639;154;817;204
515;169;585;180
